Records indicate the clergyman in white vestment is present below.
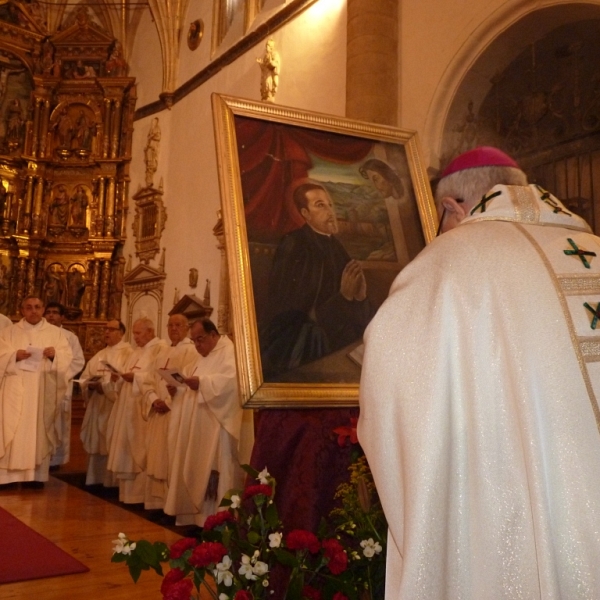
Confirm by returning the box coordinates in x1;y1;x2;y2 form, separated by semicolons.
44;302;85;467
141;313;197;510
80;319;132;485
106;317;167;503
0;296;73;485
164;318;254;526
359;147;600;599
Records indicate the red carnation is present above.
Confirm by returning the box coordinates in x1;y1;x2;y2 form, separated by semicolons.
203;510;235;531
302;585;322;600
243;484;273;499
322;538;348;574
332;593;349;600
234;591;253;600
188;541;228;568
162;576;193;600
161;568;186;594
169;537;197;559
285;529;320;554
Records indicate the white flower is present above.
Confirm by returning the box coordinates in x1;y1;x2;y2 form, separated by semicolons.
257;467;270;484
253;561;269;576
262;579;270;587
239;554;258;580
219;595;229;600
214;555;233;586
230;494;241;509
252;550;260;563
112;533;136;555
360;538;382;558
268;532;282;548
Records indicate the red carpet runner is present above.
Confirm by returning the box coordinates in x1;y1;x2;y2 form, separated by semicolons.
0;506;89;584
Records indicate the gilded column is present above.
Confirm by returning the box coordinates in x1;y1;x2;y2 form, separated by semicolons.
39;100;50;158
32;177;44;235
31;98;41;158
213;215;230;335
103;99;112;159
15;257;26;309
99;260;110;319
89;260;99;318
26;258;36;297
96;177;106;236
110;100;122;158
106;177;115;237
346;0;398;125
22;176;34;233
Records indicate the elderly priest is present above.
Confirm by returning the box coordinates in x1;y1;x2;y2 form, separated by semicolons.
0;296;73;487
359;147;600;599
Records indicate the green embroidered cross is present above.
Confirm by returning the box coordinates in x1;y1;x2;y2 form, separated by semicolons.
536;185;571;216
564;238;596;268
470;190;501;215
584;302;600;329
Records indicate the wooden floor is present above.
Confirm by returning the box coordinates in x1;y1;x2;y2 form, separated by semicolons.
0;404;214;600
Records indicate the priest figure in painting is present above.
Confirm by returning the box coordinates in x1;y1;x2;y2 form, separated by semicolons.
359;147;600;598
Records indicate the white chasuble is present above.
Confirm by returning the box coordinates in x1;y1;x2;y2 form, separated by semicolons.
0;318;72;483
106;336;167;503
164;335;254;526
359;185;600;599
141;337;197;509
80;339;133;485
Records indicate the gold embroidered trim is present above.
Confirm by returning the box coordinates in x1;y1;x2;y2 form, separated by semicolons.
579;337;600;362
515;223;600;434
558;275;600;295
508;186;539;224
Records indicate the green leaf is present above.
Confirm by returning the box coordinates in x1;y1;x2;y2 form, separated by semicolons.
272;548;299;568
135;539;158;567
241;463;259;478
129;563;142;583
154;541;170;562
286;573;304;600
110;553;128;563
247;530;261;545
265;502;279;528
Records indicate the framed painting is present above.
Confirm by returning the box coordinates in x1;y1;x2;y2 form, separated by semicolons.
212;94;437;407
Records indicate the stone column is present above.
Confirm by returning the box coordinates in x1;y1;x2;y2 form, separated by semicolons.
346;0;398;126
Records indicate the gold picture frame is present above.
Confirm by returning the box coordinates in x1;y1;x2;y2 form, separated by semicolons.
212;94;437;408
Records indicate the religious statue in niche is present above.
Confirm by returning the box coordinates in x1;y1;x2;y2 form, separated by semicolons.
187;20;203;51
49;184;69;227
70;185;88;227
67;265;86;309
35;39;56;76
257;39;280;103
0;180;7;220
71;109;96;155
0;61;25;107
106;40;128;77
43;264;67;305
54;107;74;150
144;117;160;187
5;98;23;151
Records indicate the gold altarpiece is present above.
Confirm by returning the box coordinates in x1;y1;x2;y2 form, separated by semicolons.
0;6;135;358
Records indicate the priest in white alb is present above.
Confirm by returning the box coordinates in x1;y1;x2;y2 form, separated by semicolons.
106;317;167;503
359;147;600;599
0;296;72;486
44;302;85;468
141;313;197;509
164;318;254;526
80;319;132;486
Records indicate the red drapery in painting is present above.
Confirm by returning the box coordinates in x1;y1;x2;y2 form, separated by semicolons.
234;116;373;237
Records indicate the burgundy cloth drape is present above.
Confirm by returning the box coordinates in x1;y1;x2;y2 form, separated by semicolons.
250;408;359;533
235;116;372;237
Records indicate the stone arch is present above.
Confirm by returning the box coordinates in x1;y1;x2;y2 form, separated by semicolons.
423;1;600;171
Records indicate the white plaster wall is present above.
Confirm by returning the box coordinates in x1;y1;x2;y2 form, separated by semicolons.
128;8;163;108
125;0;347;338
399;0;600;168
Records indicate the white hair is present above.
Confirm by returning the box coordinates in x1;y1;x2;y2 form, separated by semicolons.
436;166;528;210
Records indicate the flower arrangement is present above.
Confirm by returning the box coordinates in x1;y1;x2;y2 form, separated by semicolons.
112;422;387;600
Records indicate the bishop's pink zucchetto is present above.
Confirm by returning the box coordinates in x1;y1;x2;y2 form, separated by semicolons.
441;146;520;178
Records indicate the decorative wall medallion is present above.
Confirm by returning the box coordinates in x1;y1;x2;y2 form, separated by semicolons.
187;20;203;51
